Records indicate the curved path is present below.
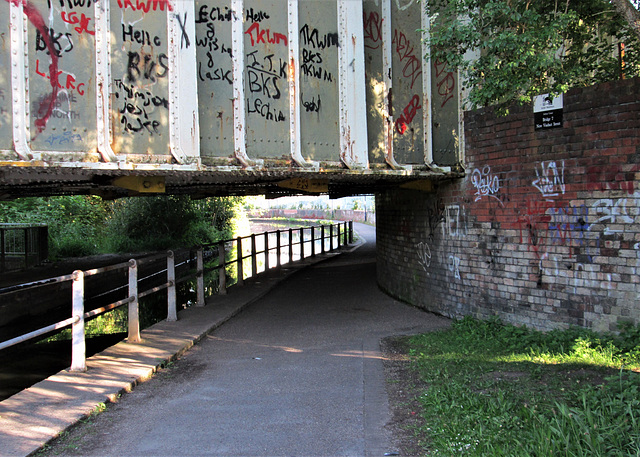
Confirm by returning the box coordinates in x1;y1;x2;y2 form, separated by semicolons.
35;223;451;456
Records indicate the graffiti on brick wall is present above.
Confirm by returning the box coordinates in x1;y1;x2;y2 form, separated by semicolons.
427;198;445;238
516;199;552;260
415;239;462;281
533;160;565;198
546;204;590;249
468;165;520;209
448;254;461;280
414;203;467;281
471;165;501;205
443;204;469;239
416;241;431;271
590;196;636;235
516;194;640;270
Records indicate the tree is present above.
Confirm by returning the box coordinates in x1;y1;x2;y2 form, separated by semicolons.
425;0;640;111
612;0;640;39
0;196;109;257
0;195;244;258
104;195;244;252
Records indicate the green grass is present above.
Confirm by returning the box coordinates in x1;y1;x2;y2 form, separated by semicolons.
404;317;640;456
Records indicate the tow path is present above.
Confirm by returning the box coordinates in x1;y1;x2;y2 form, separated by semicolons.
3;223;450;456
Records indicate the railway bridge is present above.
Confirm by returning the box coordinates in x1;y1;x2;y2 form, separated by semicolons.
3;0;638;347
0;0;463;200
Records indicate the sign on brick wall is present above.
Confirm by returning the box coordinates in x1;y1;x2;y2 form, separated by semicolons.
534;93;563;130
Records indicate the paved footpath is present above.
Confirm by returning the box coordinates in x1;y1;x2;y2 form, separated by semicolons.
4;223;450;457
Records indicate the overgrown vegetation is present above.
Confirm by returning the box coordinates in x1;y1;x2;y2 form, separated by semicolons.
0;195;245;338
425;0;640;111
403;317;640;455
0;195;244;258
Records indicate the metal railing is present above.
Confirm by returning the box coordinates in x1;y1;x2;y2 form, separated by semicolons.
0;224;49;272
0;221;353;372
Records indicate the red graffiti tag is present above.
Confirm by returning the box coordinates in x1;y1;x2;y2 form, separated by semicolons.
363;11;383;49
61;11;95;35
516;200;553;259
395;94;421;135
245;22;288;47
35;59;86;95
6;0;59;137
434;58;455;108
116;0;172;13
392;29;421;90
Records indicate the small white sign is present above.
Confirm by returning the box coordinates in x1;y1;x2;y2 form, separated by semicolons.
534;93;563;113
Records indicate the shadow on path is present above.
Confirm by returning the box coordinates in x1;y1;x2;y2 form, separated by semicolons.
30;223;451;457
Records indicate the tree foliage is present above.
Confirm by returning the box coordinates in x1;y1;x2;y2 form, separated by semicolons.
105;195;243;253
0;195;244;258
425;0;640;110
0;196;108;257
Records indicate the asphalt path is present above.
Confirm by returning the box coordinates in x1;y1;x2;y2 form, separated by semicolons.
40;223;450;457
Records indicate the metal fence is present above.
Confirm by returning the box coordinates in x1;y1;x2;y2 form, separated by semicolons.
0;222;353;372
0;224;48;273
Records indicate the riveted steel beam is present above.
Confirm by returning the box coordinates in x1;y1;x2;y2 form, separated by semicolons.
168;0;200;165
337;0;368;170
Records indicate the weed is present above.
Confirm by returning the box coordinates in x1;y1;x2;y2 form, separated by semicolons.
402;317;640;456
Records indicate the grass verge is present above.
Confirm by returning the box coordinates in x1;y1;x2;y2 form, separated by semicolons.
392;317;640;456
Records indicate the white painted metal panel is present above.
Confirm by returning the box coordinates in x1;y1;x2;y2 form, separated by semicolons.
298;0;340;163
337;0;368;169
195;0;235;162
26;0;97;154
109;0;171;159
0;1;13;153
244;0;290;159
0;0;462;176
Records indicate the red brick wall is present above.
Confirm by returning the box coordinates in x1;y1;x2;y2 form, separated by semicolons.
376;78;640;332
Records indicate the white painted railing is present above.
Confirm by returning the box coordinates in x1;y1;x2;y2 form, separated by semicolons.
0;222;353;372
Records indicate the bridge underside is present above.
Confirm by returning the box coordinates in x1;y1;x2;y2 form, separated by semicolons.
0;165;461;200
0;0;464;200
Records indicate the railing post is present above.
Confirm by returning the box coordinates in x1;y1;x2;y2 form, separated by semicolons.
196;247;205;306
23;228;29;269
276;230;281;268
70;270;86;372
264;232;269;271
251;234;257;276
329;225;334;251
218;240;227;295
288;228;293;264
40;225;49;263
343;221;348;246
128;259;141;343
321;225;325;253
311;226;315;257
349;221;353;244
300;227;304;259
167;251;177;322
337;224;341;249
1;228;5;273
237;237;244;286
